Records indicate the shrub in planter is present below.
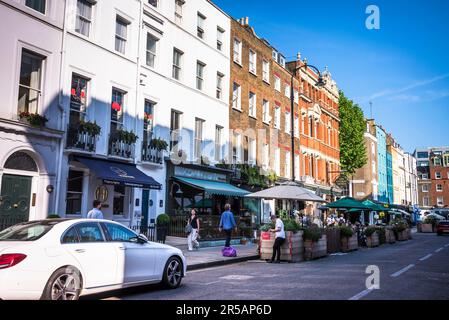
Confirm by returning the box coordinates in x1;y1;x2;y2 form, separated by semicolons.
157;213;170;226
376;226;386;244
259;222;275;232
340;226;354;238
364;226;377;237
79;120;101;136
303;227;323;242
283;219;301;233
340;226;358;252
303;227;327;260
19;112;49;127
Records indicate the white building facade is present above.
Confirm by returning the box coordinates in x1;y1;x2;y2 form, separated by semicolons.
404;153;418;206
0;0;65;229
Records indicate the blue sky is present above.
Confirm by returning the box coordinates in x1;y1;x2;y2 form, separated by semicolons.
214;0;449;153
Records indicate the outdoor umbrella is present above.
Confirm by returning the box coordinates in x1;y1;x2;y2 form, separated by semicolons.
326;197;369;210
362;200;389;212
245;185;326;202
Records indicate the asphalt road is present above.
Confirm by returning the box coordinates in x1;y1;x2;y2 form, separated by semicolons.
83;233;449;300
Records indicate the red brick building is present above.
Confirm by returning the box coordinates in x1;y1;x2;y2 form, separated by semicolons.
429;148;449;208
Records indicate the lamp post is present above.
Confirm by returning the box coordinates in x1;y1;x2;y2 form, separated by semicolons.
290;55;327;182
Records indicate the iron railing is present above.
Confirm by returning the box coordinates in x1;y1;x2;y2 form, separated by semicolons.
130;225;167;244
108;133;135;159
66;125;97;152
141;141;164;164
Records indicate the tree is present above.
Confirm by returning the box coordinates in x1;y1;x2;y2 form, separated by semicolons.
339;91;367;176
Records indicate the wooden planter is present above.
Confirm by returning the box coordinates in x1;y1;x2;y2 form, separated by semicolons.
406;228;412;240
366;232;379;248
385;229;396;244
396;230;408;241
260;231;304;262
304;235;327;260
421;224;435;233
341;234;358;252
326;228;341;254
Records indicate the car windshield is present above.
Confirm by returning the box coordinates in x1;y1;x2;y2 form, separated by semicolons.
0;220;61;242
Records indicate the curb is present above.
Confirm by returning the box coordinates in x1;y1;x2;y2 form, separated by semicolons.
187;255;260;271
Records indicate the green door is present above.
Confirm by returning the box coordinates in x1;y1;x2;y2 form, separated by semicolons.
0;174;32;231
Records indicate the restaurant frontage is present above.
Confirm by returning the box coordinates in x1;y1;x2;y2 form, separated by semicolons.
165;162;261;241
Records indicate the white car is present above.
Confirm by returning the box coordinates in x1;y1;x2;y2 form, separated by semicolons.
0;219;187;300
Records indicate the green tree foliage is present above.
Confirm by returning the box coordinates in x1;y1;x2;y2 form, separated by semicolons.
339;91;367;176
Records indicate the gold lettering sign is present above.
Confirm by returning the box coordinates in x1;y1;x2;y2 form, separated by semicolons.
95;185;109;202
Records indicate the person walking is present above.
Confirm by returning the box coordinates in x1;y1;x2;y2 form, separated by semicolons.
219;204;236;248
87;200;104;219
268;214;285;263
187;209;200;251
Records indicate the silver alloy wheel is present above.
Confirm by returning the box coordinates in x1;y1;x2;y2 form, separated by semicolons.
167;259;182;287
51;274;78;300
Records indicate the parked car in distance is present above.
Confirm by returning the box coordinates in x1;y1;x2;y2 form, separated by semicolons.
430;209;449;220
0;219;187;300
436;221;449;236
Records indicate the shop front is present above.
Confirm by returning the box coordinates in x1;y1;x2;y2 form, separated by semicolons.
166;163;259;241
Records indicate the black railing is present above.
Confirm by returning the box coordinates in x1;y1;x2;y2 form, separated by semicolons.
66;126;97;152
131;225;167;244
0;216;26;232
108;134;135;159
141;141;163;164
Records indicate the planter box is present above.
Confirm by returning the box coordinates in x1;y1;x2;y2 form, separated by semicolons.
304;235;328;260
396;230;408;241
260;231;304;262
341;234;358;252
421;224;435;233
366;232;379;248
385;229;396;244
407;228;412;240
326;228;341;254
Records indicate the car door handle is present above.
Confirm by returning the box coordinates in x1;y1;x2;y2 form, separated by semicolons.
118;247;127;251
75;249;86;253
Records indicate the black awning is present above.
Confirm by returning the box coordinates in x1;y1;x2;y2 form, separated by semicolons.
76;157;161;190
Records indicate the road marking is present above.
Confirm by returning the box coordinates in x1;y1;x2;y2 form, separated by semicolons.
435;247;444;253
220;275;254;281
419;254;432;261
390;264;415;278
348;288;374;301
445;244;449;247
196;280;221;286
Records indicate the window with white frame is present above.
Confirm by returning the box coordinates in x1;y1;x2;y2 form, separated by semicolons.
285;84;291;98
143;100;155;145
263;100;270;123
422;184;429;192
434;157;442;166
172;48;183;80
263;143;269;169
233;38;242;64
233;132;242;164
69;74;88;128
444;154;449;167
436;184;443;192
217;27;224;51
18;49;44;115
146;34;158;68
194;118;204;159
274;106;281;129
232;82;241;110
263;60;270;82
215;125;223;161
275;148;281;176
75;0;93;37
274;76;281;92
248;138;256;165
197;13;206;39
148;0;158;7
115;16;129;54
437;197;444;206
196;61;205;91
249;92;256;118
170;110;182;151
216;72;224;100
371;142;375;155
372;161;376;174
435;172;442;179
422;173;429;179
295;154;300;180
174;0;183;24
285;152;291;178
294;116;299;137
285;111;291;134
249;50;257;74
110;88;125;134
423;196;430;207
25;0;46;14
294;90;299;104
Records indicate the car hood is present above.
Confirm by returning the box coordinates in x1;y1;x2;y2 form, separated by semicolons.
0;242;29;254
150;242;183;253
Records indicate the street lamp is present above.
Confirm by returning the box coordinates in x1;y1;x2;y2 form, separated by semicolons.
290;55;327;182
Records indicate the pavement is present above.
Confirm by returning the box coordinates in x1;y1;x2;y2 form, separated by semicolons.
86;232;449;300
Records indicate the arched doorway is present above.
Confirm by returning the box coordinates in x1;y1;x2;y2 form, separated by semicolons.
0;151;38;231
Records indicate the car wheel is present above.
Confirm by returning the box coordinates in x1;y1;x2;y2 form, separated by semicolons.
41;267;82;300
162;257;183;289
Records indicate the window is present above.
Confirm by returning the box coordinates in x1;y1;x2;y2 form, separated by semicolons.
294;90;299;104
25;0;46;14
75;223;105;243
215;126;223;161
422;184;429;192
285;111;291;134
444;154;449;167
248;138;256;165
436;184;443;192
175;0;183;24
437;197;444;207
113;185;126;216
196;61;205;91
249;50;257;74
372;161;376;174
233;133;242;164
422;173;429;179
309;116;314;137
197;13;206;39
233;38;242;64
217;27;224;51
295;154;300;180
262;60;270;82
69;74;88;128
285;152;291;178
275;148;281;176
434;157;442;166
423;197;430;207
194;118;204;159
417;152;429;159
111;88;125;134
172;48;183;80
143;100;155;145
170;110;182;151
249;92;256;118
274;106;281;129
436;172;442;179
104;223;137;242
75;0;93;37
263;100;270;123
148;0;158;7
263;144;269;169
294;116;299;137
18;49;44;114
146;34;158;68
66;170;84;215
232;82;241;110
285;84;291;98
216;73;224;99
274;76;281;92
115;16;129;54
371;142;376;155
62;227;79;243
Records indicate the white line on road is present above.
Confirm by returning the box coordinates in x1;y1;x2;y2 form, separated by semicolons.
419;254;433;261
445;244;449;247
390;264;415;278
348;288;374;301
435;247;444;253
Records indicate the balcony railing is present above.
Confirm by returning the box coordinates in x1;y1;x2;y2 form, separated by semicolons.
141;141;164;165
108;133;135;159
66;126;97;152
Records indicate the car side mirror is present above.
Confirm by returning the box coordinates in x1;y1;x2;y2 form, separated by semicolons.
139;234;149;243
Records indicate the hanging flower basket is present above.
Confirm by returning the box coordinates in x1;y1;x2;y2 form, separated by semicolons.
19;112;49;127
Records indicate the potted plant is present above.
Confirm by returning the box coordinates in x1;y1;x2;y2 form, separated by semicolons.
340;226;358;252
364;226;379;247
156;214;170;243
19;112;49;127
150;138;168;151
390;219;409;241
422;216;438;233
303;226;327;260
376;226;386;245
79;120;101;137
385;226;396;244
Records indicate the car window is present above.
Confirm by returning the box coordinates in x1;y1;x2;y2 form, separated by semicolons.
62;227;79;244
103;223;137;242
0;221;57;241
75;223;105;243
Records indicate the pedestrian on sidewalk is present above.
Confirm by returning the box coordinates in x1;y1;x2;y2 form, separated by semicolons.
87;200;104;219
187;209;200;251
268;214;285;264
219;204;237;248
